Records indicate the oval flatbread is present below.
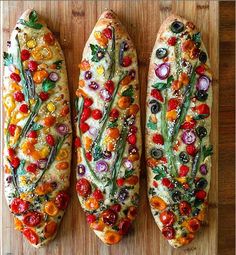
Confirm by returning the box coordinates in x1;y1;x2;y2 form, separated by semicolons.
75;10;141;244
146;15;213;247
3;9;72;247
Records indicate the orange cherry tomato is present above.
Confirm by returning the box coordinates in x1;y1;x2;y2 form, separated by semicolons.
150;196;167;211
44;221;57;238
125;175;139;185
56;162;69;170
60;105;69;117
85;197;99;211
118;96;131;109
44;201;59;216
43;32;55;45
107;127;120;139
128;104;139;115
104;231;121;245
43;116;56;127
33;70;48;84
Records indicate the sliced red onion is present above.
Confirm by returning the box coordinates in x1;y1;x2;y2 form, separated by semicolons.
100;89;112;101
155;63;170;80
56;124;69;136
89;126;98;137
181;130;196;145
89;81;99;90
196;75;210;91
123;159;133;170
49;72;59;82
200;164;208;175
84;71;92;80
96;160;109;172
77;164;86;176
37;159;47;169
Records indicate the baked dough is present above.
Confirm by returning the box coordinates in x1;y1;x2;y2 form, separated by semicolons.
75;10;141;245
3;9;72;247
146;15;213;247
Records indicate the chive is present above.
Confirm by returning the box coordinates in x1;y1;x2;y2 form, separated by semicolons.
108;26;116;80
25;69;35;99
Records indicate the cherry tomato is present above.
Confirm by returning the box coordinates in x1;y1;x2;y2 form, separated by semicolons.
109;108;119;119
188;218;201;232
84;97;93;107
80;122;90;133
23;228;39;245
10;73;21;82
91;109;103;120
167;37;177;46
14;91;25;102
85;152;92;161
76;178;91;197
39;91;49;101
122;56;132;67
46;134;55;146
102;209;117;226
152;134;164;145
127;134;136;145
179;165;189;177
23;211;42;227
11;198;29;214
196;104;210;117
86;214;96;224
160;210;175;226
162;226;175;240
21;49;30;61
186;144;197;156
27;130;38;138
151;89;163;102
28;60;38;71
196;65;206;75
168;98;179;111
118;218;131;235
110;204;121;212
8;124;17;136
179;201;191;216
44;221;57;238
74;137;81;148
92;189;104;201
26;163;37;174
8;148;15;158
43;32;55;45
104;80;115;94
11;157;20;168
19;104;29;113
54;191;70;210
195;190;207;200
81;107;91;122
102;27;112;39
181;119;196;129
116;178;125;187
162;178;174;189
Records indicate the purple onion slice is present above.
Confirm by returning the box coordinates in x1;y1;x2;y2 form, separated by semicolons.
37;159;47;169
155;63;170;80
89;81;99;90
100;89;112;101
56;124;69;136
196;75;210;91
181;130;196;145
123;159;133;170
49;72;59;82
77;164;86;176
96;160;109;172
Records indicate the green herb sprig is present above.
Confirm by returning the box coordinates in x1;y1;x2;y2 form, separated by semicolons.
18;10;43;29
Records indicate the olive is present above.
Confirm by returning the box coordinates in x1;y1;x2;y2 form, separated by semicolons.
118;188;129;201
156;48;168;59
195;90;208;102
196;126;207;139
199;51;207;63
192;208;200;216
179;151;190;164
194;199;204;207
171;190;182;202
195;178;208;189
150;148;163;160
170;21;184;33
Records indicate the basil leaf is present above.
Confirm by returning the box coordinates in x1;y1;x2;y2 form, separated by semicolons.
3;52;13;66
202;145;213;160
121;85;134;97
124;169;134;178
153;166;166;180
29;10;38;23
42;79;56;92
152;75;174;90
167;75;174;84
19;19;43;29
90;44;105;62
192;32;201;43
93;145;103;161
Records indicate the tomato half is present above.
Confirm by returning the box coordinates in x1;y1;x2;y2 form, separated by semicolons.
23;228;39;245
160;210;175;226
76;178;91;198
162;226;175;240
54;191;70;210
23;211;42;227
11;198;29;214
102;209;118;226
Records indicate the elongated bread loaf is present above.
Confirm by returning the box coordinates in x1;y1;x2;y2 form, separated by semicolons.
3;9;72;247
146;15;213;248
75;10;141;245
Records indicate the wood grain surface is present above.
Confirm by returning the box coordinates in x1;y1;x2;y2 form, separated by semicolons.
0;1;226;255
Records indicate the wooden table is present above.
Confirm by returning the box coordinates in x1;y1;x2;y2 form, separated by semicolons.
0;1;234;255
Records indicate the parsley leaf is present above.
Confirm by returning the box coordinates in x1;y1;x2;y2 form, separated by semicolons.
202;145;213;160
18;10;43;29
3;52;13;66
90;44;105;62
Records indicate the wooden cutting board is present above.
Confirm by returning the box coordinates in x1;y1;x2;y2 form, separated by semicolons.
0;1;219;255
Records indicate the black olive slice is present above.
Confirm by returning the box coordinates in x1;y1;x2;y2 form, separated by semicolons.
195;90;208;102
196;126;207;139
150;148;163;160
172;190;182;202
199;51;207;63
170;21;184;33
195;178;208;189
156;48;168;59
179;151;190;164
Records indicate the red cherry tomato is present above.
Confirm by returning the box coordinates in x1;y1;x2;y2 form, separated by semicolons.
11;198;29;214
196;65;206;75
188;218;201;232
23;228;39;245
85;152;92;161
14;91;25;102
11;157;20;168
86;214;96;224
122;56;132;67
76;178;91;197
116;178;125;187
81;107;91;122
152;134;164;145
162;226;175;240
179;201;191;216
102;209;117;226
21;49;30;61
8;124;17;136
28;60;38;71
167;37;177;46
27;130;38;138
162;178;174;189
109;108;119;119
19;104;29;113
160;210;175;226
8;148;15;158
181;119;196;129
46;134;55;146
102;27;112;39
127;134;136;145
80;122;90;133
110;204;121;212
26;163;37;174
168;98;179;111
179;165;189;177
39;91;49;101
74;137;81;148
104;80;115;94
43;32;55;45
92;189;104;201
91;109;103;120
54;191;70;210
10;73;21;82
196;104;210;117
23;211;42;227
186;144;197;156
118;218;131;235
151;89;163;102
195;190;207;200
84;98;93;107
